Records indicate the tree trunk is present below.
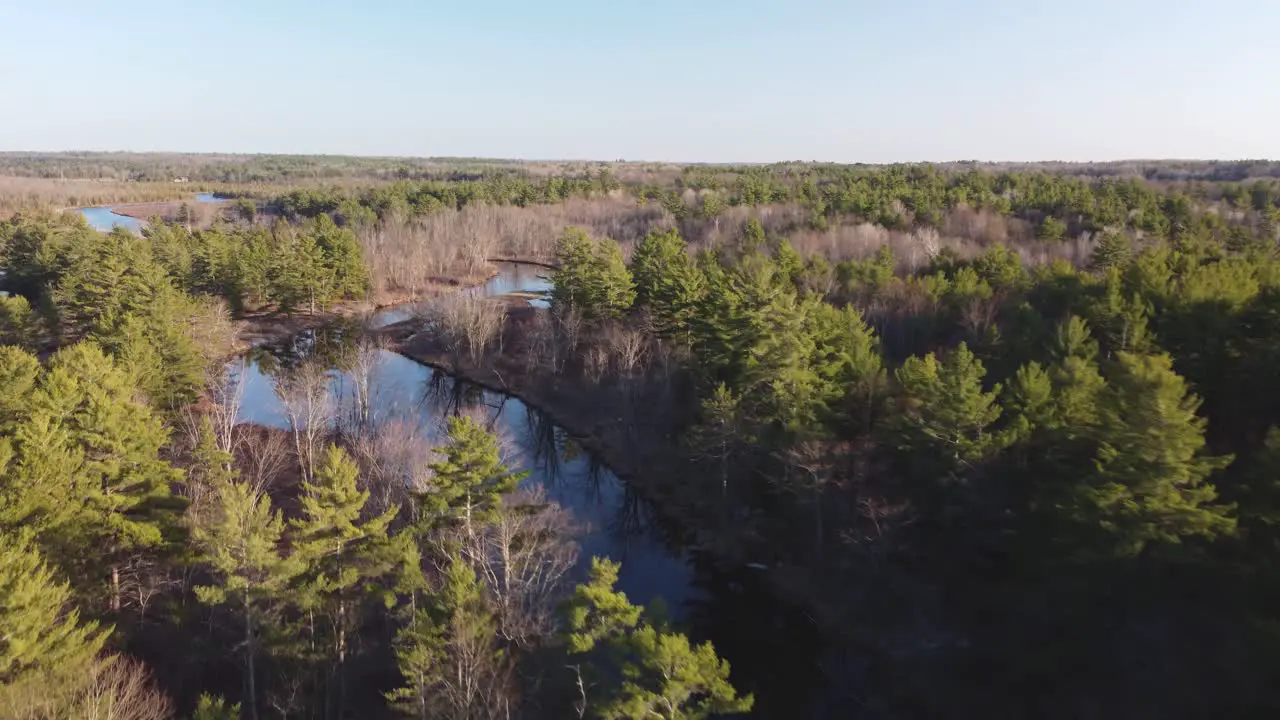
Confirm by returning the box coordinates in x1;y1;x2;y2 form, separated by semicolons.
111;564;121;612
245;600;259;720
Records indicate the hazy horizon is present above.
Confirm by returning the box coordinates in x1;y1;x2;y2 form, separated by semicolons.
1;150;1276;166
3;0;1278;162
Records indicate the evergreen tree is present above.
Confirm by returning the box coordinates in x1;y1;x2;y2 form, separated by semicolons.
193;694;242;720
1091;232;1132;270
288;445;407;716
894;342;1005;482
563;557;752;720
311;214;370;300
0;529;109;716
193;479;300;720
0;343;186;611
805;301;884;431
588;238;636;319
1077;352;1235;556
418;416;527;536
0;295;39;350
551;227;596;311
387;555;508;720
629;228;704;337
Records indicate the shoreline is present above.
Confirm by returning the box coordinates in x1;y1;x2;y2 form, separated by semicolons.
380;308;855;641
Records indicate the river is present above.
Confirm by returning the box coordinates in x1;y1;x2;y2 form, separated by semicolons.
232;263;844;716
77;192;226;233
66;195;844;713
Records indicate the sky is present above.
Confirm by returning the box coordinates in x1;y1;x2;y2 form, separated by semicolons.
1;0;1278;162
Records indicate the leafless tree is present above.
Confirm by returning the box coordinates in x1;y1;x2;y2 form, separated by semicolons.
584;344;609;384
554;305;585;360
209;358;247;457
606;324;648;378
187;297;239;366
272;361;335;486
236;425;292;496
523;309;558;374
459;487;580;646
416;295;507;365
345;336;385;435
74;656;174;720
348;418;433;517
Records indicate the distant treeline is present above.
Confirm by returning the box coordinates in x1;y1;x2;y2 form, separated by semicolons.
4;151;1280;186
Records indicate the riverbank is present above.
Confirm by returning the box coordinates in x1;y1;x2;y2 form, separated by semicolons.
231;267;499;351
380;303;855;637
108;199;228;224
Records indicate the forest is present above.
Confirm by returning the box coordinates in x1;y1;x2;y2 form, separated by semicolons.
3;157;1280;718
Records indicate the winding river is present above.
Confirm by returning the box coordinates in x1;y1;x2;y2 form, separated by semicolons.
72;199;845;714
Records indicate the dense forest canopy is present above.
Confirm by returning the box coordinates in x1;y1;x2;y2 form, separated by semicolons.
2;154;1280;717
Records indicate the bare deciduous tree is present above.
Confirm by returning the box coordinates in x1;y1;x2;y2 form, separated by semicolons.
237;424;292;496
75;656;174;720
345;336;385;435
272;361;335;485
459;487;580;646
606;324;648;378
348;418;433;517
416;295;507;365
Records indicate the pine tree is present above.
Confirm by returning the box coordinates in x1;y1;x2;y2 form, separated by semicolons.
551;227;596;311
588;238;636;318
1091;232;1132;270
1078;352;1235;556
193;479;300;720
288;445;405;716
895;342;1005;480
563;557;752;720
0;529;109;716
806;301;884;431
688;384;751;498
387;555;508;720
0;295;39;350
0;343;186;612
563;558;641;654
418;416;527;536
192;694;242;720
629;228;704;337
740;218;766;253
311;215;370;300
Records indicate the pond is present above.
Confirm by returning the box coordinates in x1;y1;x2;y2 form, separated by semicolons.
230;262;848;715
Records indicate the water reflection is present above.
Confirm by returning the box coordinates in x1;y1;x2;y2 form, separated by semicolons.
229;262;837;712
235;337;696;614
369;262;553;328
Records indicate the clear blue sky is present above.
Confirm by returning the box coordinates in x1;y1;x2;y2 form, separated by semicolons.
2;0;1277;162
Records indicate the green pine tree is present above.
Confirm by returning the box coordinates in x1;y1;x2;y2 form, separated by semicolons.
287;445;406;716
417;416;527;536
193;478;300;720
0;529;110;716
387;555;509;720
1078;352;1235;556
563;557;752;720
589;238;636;319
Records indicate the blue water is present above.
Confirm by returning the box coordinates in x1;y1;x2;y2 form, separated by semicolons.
232;263;685;609
79;205;145;234
78;192;227;233
371;262;552;327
